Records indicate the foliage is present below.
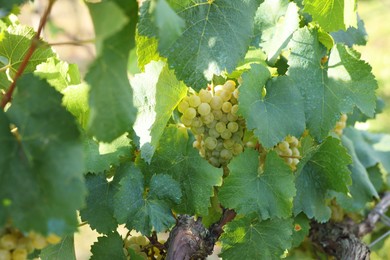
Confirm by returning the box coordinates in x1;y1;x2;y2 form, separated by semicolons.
0;0;389;259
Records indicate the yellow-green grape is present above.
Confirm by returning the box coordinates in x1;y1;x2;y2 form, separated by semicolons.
197;103;211;116
11;248;28;260
212;109;223;120
232;143;243;155
201;113;214;125
233;88;239;99
46;233;62;245
191;117;203;128
222;102;232;113
221;129;232;140
223;80;236;93
29;232;48;250
334;114;348;136
0;249;11;260
183;107;197;119
205;137;218;150
215;122;226;133
210;96;223;110
0;234;17;250
227;122;239;133
275;135;300;170
231;104;239;115
180;115;192;127
177;99;189;113
199;89;212;103
188;95;201;107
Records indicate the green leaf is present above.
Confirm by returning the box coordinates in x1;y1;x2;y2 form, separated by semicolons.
294;137;352;222
79;174;119;234
254;0;299;64
291;214;310;248
87;1;128;54
138;0;262;90
86;2;138;142
90;232;126;260
287;27;377;141
35;57;81;92
131;60;187;163
113;164;180;235
0;74;85;235
219;150;295;219
40;235;76;260
332;135;378;212
152;0;185;50
303;0;357;32
331;15;367;47
147;125;223;215
62;83;90;128
0;24;54;79
239;64;305;148
220;215;293;260
83;133;132;174
136;33;160;71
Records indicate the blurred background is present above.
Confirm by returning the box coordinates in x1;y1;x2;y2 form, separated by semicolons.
17;0;390;259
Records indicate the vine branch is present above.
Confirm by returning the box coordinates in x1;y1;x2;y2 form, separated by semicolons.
0;0;56;109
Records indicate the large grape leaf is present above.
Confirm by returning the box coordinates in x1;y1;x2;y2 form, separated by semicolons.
35;57;81;92
331;15;367;47
138;0;263;90
287;27;377;141
0;75;85;235
332;135;378;212
219;150;295;219
239;64;305;148
83;134;132;174
294;137;352;222
87;1;128;54
131;60;187;163
79;173;120;234
86;1;138;142
136;33;160;71
114;164;181;235
147;125;223;215
40;235;76;260
0;24;55;89
91;232;126;260
220;215;293;260
303;0;357;32
254;0;299;64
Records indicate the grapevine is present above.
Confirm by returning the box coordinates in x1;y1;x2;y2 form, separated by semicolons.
0;0;389;259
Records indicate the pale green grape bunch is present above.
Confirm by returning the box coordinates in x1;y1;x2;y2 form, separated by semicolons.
0;227;61;260
274;135;301;171
333;114;348;136
123;235;164;260
178;80;245;167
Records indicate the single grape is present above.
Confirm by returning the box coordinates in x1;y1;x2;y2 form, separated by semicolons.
29;233;47;250
209;128;220;138
278;141;289;152
291;147;300;157
227;113;238;122
206;120;217;129
180;115;193;127
223;139;234;149
205;136;218;150
201;113;214;125
212;109;223;120
232;143;243;155
210;96;223;110
193;140;200;148
227;122;239;133
221;129;232;140
188;95;201;107
0;234;17;250
46;234;61;245
199;89;212;103
183;107;197;119
191;117;203;128
198;103;211;116
209;157;220;167
177;100;189;113
0;249;11;260
215;122;226;133
11;248;28;260
220;149;233;160
191;126;205;135
222;102;232;113
231;104;239;115
223;80;236;92
233;88;239;99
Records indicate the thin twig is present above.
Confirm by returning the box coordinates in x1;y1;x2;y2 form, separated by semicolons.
369;230;390;248
0;0;56;109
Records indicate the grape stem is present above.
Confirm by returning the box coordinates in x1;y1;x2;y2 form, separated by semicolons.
0;0;57;109
278;155;302;159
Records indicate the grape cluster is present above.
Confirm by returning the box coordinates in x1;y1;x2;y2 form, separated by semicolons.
124;236;163;260
0;227;61;260
274;135;300;171
333;114;348;136
177;80;245;167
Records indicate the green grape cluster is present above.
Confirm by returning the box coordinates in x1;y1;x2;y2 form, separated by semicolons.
333;114;348;136
274;135;301;171
0;227;61;260
178;80;245;167
124;236;163;260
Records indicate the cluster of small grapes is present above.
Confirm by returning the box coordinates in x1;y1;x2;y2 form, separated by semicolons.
333;114;348;136
177;80;245;167
0;227;61;260
124;236;164;260
274;135;301;171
